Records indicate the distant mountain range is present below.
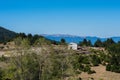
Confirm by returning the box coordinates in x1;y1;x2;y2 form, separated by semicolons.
42;34;120;44
0;26;17;43
0;26;120;44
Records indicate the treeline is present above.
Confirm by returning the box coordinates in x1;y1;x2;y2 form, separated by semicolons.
15;33;69;46
14;33;65;46
78;38;116;47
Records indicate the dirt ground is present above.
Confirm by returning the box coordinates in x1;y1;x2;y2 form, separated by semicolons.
79;65;120;80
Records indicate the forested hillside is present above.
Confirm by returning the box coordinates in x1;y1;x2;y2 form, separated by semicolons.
0;26;17;43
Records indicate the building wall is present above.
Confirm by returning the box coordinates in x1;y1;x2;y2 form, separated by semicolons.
68;43;77;50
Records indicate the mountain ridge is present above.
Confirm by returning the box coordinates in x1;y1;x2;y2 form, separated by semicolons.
42;34;120;44
0;26;17;43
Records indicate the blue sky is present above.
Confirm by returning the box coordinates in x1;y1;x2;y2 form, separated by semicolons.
0;0;120;37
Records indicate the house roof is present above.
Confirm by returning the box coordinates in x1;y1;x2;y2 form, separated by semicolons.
69;42;77;45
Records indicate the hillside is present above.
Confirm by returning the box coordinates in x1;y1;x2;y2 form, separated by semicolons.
0;26;17;43
79;65;120;80
0;31;120;80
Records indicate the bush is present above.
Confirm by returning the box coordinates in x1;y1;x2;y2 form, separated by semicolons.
88;70;96;74
0;55;7;62
83;65;91;72
0;68;4;80
78;77;82;80
106;64;111;71
91;55;101;66
106;43;120;73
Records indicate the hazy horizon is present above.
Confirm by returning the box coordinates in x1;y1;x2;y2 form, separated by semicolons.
0;0;120;37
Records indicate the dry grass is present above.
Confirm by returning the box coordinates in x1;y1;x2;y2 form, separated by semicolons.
79;65;120;80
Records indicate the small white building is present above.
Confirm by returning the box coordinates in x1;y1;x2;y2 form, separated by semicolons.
68;42;78;50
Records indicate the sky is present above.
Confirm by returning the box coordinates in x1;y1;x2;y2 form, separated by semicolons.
0;0;120;37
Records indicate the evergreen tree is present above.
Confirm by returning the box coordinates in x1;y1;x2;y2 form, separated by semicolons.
79;39;87;46
94;39;103;47
88;40;92;47
60;38;66;44
103;38;115;47
17;33;27;39
79;39;92;46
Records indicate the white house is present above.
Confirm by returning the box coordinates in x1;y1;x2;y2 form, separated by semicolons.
68;42;78;50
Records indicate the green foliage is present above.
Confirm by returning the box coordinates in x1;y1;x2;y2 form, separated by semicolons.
14;37;23;46
83;65;91;72
0;68;4;80
103;38;115;47
106;64;111;71
34;37;51;46
4;52;40;80
14;37;30;49
60;38;66;45
94;39;103;47
51;40;60;45
78;56;90;64
88;40;92;47
15;33;59;46
21;38;30;49
87;70;96;74
31;34;41;45
2;48;76;80
0;55;7;62
16;33;27;39
61;38;65;43
79;39;92;47
72;54;96;74
91;55;101;66
93;38;116;47
27;33;33;45
106;43;120;73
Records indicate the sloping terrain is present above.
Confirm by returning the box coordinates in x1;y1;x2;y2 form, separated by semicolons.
0;26;17;43
79;65;120;80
